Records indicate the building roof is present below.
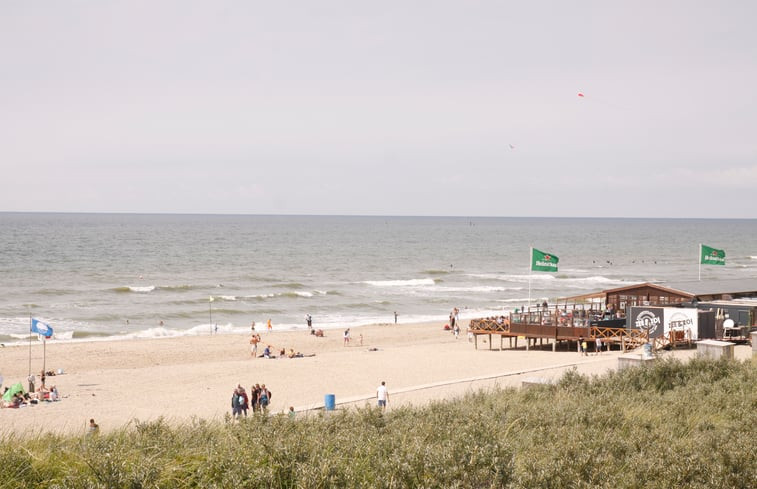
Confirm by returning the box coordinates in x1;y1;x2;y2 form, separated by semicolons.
560;278;757;303
659;278;757;298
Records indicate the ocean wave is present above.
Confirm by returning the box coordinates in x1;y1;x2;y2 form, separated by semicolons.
113;285;156;293
34;288;75;296
466;273;556;282
567;276;627;285
434;285;524;293
272;282;305;289
157;284;197;291
278;291;314;299
750;256;757;260
423;269;450;275
363;278;436;287
245;293;276;300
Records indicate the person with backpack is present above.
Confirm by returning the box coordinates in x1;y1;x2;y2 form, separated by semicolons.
259;384;272;412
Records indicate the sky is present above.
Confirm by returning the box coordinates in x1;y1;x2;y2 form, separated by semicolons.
2;1;756;218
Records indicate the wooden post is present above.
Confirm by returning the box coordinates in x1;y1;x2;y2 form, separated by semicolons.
526;337;530;351
553;338;557;352
488;334;492;350
474;334;478;350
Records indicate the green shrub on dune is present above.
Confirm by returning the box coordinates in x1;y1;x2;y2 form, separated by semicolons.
1;358;754;488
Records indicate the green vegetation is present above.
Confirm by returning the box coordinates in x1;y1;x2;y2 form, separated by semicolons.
1;357;755;488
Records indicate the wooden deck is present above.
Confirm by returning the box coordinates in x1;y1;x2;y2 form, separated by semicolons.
468;311;685;352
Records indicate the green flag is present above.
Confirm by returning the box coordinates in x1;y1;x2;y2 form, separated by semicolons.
700;244;725;266
531;248;559;272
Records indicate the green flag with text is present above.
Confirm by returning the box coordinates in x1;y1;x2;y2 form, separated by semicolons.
531;248;559;272
700;245;725;266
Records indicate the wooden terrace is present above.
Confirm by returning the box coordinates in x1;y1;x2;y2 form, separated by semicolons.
469;309;670;352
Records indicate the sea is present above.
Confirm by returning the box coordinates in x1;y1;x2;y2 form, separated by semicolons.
1;213;756;344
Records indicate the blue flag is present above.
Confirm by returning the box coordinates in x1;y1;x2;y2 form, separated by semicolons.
31;318;54;338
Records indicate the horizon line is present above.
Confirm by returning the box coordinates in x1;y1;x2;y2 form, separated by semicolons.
1;211;755;220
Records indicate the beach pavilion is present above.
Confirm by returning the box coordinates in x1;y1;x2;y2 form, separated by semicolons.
469;278;757;352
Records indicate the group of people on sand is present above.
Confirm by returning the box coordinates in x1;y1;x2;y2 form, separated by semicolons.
1;384;60;408
231;383;272;418
250;333;313;359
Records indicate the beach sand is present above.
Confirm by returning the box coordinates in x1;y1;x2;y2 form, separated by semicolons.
1;321;752;437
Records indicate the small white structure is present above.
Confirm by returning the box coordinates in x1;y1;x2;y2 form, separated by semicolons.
521;377;551;388
617;354;655;370
697;339;735;360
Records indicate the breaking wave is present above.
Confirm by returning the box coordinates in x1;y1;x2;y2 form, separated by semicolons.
363;279;436;287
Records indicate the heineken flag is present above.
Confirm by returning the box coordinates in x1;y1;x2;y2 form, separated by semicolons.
531;248;559;272
700;244;725;266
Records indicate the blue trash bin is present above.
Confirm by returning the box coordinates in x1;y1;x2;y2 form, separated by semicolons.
324;394;336;411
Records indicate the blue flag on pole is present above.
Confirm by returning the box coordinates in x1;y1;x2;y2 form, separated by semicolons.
31;318;54;338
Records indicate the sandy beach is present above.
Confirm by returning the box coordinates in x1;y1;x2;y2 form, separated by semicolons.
1;320;751;437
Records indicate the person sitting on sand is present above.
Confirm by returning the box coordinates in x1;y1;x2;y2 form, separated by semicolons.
263;345;272;358
314;329;324;337
87;418;99;436
6;392;25;408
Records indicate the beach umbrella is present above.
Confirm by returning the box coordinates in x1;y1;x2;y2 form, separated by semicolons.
1;382;24;402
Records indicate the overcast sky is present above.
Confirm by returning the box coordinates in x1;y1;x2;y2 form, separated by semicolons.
2;1;755;217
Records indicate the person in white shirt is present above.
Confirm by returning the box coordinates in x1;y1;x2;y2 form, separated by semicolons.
376;381;388;410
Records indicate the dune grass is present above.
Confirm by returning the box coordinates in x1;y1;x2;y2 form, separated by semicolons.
1;357;754;488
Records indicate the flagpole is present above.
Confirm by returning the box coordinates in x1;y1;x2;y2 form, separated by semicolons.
28;313;32;379
209;296;213;335
528;247;533;307
698;243;701;281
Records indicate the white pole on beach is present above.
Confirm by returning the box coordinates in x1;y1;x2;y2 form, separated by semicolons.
28;313;32;379
209;296;213;334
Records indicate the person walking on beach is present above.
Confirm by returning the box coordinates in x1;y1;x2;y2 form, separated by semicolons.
394;312;398;324
377;381;388;411
343;328;351;346
250;334;261;358
267;319;272;331
306;314;312;331
595;337;603;355
259;384;271;412
238;386;249;417
231;386;242;419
